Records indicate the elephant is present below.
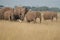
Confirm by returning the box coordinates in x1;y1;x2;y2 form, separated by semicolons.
19;7;28;21
0;7;13;20
25;11;41;23
43;11;57;21
3;10;14;20
13;6;28;21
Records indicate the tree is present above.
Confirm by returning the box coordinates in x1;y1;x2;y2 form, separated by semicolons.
48;7;60;12
0;5;4;9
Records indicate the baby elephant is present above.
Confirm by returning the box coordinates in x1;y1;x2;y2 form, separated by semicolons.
25;11;41;23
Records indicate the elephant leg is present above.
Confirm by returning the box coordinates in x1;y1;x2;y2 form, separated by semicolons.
8;17;10;21
8;15;10;21
56;16;58;21
51;17;53;22
40;17;41;23
33;18;36;23
10;16;14;21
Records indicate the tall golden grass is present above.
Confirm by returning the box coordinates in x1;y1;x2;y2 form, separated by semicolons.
0;12;60;40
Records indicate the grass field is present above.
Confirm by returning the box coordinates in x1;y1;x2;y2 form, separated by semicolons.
0;12;60;40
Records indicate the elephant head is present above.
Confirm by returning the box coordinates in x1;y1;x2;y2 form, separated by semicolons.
13;6;28;21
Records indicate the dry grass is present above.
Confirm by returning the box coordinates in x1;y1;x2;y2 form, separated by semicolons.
0;12;60;40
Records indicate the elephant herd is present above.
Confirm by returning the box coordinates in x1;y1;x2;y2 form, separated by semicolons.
0;7;58;23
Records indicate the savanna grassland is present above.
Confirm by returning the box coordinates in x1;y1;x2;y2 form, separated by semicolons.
0;12;60;40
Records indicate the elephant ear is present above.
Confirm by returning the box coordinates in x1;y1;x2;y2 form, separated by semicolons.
24;7;29;14
21;7;29;15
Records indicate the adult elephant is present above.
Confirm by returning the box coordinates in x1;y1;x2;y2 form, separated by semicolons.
13;6;28;21
4;10;14;20
43;11;57;21
25;11;41;23
0;7;13;20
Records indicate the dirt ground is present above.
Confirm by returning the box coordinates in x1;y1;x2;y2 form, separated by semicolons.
0;13;60;40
